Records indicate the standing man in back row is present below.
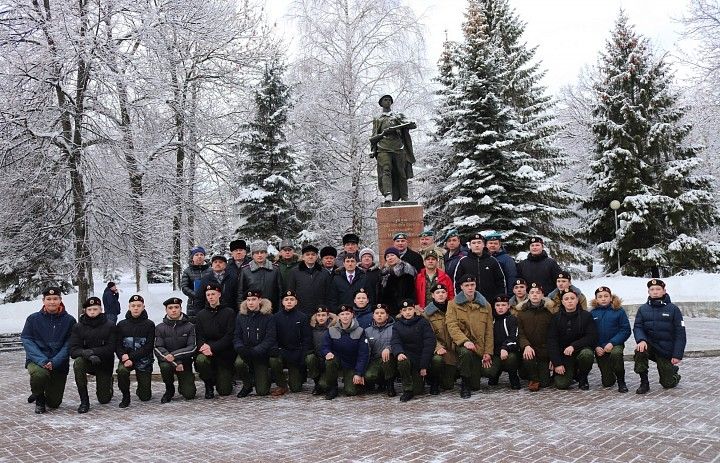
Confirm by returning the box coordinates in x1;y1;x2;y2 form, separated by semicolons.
454;233;506;301
516;236;562;295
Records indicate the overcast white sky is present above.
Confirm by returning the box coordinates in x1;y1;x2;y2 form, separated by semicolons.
266;0;694;94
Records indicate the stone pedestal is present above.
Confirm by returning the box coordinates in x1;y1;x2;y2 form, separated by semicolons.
377;202;424;263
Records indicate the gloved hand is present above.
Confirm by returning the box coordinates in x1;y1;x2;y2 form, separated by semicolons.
88;355;101;366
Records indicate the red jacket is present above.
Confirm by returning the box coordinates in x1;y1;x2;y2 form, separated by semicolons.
415;269;454;308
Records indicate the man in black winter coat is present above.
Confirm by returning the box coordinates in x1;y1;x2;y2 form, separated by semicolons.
516;236;562;295
287;244;331;316
198;255;239;312
391;299;436;402
234;289;277;397
226;239;251;279
69;297;116;413
102;282;121;325
154;297;197;403
194;283;236;399
486;295;520;389
180;246;212;319
115;295;155;408
328;255;368;312
453;233;506;300
238;240;282;312
393;232;424;272
269;291;313;395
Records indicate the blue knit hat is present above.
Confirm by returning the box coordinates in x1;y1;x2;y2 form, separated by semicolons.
189;246;206;257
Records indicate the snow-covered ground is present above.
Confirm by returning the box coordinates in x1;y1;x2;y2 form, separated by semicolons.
1;272;718;334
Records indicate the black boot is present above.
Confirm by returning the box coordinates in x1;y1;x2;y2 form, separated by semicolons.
77;386;90;414
311;379;323;396
119;392;131;408
204;382;215;399
399;391;414;402
508;370;521;390
636;372;650;394
386;379;397;398
429;378;440;395
460;377;472;399
236;384;253;398
578;373;589;390
617;372;628;393
27;393;37;404
324;382;338;400
34;394;46;414
487;371;500;386
161;384;175;403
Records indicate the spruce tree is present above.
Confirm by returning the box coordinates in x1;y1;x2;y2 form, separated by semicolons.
585;12;720;276
233;57;311;242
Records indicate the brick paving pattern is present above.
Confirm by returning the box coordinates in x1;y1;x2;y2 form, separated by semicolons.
1;351;718;463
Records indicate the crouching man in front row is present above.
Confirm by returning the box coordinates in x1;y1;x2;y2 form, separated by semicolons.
234;289;277;398
154;297;197;403
115;294;155;408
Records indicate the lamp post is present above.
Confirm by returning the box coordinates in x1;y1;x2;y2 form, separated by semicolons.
609;200;621;275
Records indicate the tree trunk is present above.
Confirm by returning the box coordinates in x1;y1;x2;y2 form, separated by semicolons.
170;61;185;291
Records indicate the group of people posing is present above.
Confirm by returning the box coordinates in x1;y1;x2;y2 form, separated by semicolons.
20;230;687;414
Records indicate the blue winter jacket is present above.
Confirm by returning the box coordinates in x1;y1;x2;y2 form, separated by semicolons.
21;308;77;375
321;318;369;375
590;295;631;347
353;305;373;329
633;294;686;360
490;249;517;296
102;287;121;316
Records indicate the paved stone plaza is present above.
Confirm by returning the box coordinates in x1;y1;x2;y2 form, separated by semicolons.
2;351;719;463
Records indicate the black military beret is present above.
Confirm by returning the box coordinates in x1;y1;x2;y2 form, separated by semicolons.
647;279;665;289
205;282;222;293
430;283;448;293
595;286;612;296
163;297;182;307
129;294;144;303
211;255;227;263
556;271;571;281
320;246;338;258
529;282;544;293
494;295;510;303
283;290;297;299
470;232;486;242
301;244;319;254
42;287;62;297
83;297;102;308
246;288;262;298
529;236;544;245
374;303;390;311
229;239;247;251
316;305;330;314
393;232;408;240
354;288;367;296
400;298;414;308
459;274;476;284
342;233;360;245
513;279;527;287
338;304;354;313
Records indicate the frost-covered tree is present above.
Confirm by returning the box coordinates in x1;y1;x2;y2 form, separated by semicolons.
234;57;311;242
585;12;720;276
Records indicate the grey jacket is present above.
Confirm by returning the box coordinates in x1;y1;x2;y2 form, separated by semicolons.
364;317;395;360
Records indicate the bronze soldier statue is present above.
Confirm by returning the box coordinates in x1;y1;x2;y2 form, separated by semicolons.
370;95;417;202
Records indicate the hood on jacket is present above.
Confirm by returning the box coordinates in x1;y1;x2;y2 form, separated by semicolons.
123;309;149;321
329;317;363;339
239;298;273;315
591;294;623;310
310;312;339;328
515;297;558;314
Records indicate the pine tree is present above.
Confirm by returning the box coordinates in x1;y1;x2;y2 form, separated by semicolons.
585;12;720;276
232;56;311;242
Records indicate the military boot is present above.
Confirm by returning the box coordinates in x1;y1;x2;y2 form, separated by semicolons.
325;381;339;400
429;378;440;395
119;392;131;408
616;371;628;393
508;370;521;390
27;393;37;404
161;384;175;404
578;373;590;390
311;379;323;396
34;394;46;414
460;377;471;399
487;371;501;386
204;381;215;399
77;386;90;414
399;391;414;402
636;372;650;394
386;379;397;398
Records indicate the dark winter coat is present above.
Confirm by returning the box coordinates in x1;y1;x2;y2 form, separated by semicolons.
391;314;436;370
115;310;155;372
310;312;338;356
454;249;507;300
444;247;468;285
69;313;117;373
234;298;277;360
365;317;395;360
238;259;283;312
181;262;212;317
634;294;686;360
490;249;517;296
378;261;417;316
493;311;519;356
194;305;236;365
400;248;425;273
353;305;374;329
274;307;312;367
102;287;121;317
415;268;454;308
516;299;558;359
359;264;380;306
154;314;196;366
590;295;631;347
328;269;368;313
516;250;562;295
286;262;332;316
198;270;239;313
321;318;370;375
21;307;76;375
547;307;598;366
226;255;252;279
276;255;300;292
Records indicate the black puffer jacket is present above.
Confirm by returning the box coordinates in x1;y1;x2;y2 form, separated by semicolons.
154;314;196;366
493;311;519;356
287;262;332;316
194;305;236;365
390;314;436;370
181;262;212;317
234;298;277;359
547;308;598;367
274;307;313;367
69;313;116;372
516;251;562;295
115;310;155;372
454;248;507;300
